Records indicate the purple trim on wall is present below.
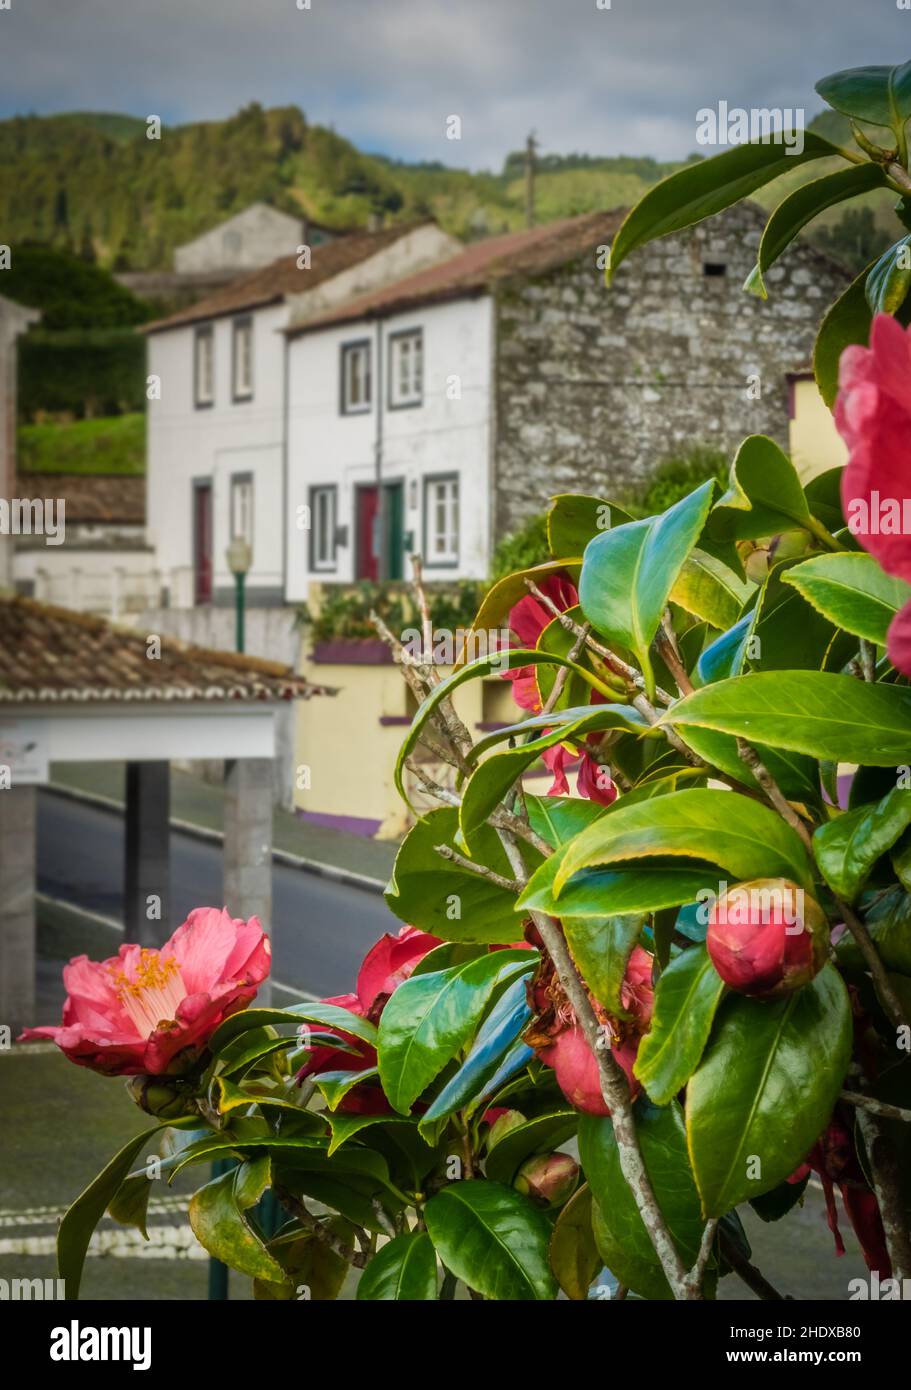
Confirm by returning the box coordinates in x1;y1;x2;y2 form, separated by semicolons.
311;639;394;665
297;808;384;837
379;715;412;726
475;721;510;732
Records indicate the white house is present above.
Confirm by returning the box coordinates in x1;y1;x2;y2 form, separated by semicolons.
143;222;461;610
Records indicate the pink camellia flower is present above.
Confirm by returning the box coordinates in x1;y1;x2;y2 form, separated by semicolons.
18;908;270;1076
503;572;580;714
835;314;911;674
706;878;829;1000
296;924;440;1114
526;943;654;1116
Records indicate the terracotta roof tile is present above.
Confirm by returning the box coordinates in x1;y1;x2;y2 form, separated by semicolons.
287;211;626;336
0;597;331;704
17;474;145;525
142;224;428;334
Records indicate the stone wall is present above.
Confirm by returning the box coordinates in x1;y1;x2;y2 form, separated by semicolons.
492;202;850;534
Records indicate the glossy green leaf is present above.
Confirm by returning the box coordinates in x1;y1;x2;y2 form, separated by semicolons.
706;436;813;543
564;914;646;1017
666;671;911;766
189;1162;286;1283
814;259;873;407
484;1110;577;1185
676;723;821;806
208;1003;377;1055
747;558;843;672
424;1180;557;1300
804;467;847;533
386;807;531;943
549;1184;600;1301
816;61;911;132
814;787;911;902
784;553;911;645
547;494;634;559
579;1100;710;1300
669;548;753;631
634;945;726;1104
579;482;715;698
553;788;813;899
695;614;753;685
867;233;911;315
315;1067;380;1112
687;965;853;1216
106;1171;153;1241
606;132;841;282
525;792;609;849
519;852;712;921
356;1231;439;1300
750;1173;810;1224
748;164;888;299
255;1220;350;1301
458;562;581;665
325;1113;413;1156
58;1123;171;1299
460;706;651;843
838;885;911;975
395;649;618;808
377;949;537;1114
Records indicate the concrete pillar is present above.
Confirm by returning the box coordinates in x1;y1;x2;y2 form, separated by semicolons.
0;785;36;1032
124;762;170;947
224;758;273;1005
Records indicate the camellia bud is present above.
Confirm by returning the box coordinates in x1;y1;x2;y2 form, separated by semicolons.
126;1074;196;1119
707;877;829;999
513;1152;579;1208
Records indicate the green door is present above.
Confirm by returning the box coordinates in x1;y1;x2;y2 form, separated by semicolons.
385;482;404;581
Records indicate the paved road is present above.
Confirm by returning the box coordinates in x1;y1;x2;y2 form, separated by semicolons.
37;790;401;1000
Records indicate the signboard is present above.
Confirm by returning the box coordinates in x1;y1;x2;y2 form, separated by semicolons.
0;718;49;787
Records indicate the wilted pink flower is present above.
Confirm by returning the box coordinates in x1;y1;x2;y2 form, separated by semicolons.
19;908;270;1076
503;573;579;714
706;879;828;999
790;1117;891;1277
836;314;911;674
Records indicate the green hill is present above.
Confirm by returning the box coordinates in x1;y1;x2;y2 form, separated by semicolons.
0;104;904;276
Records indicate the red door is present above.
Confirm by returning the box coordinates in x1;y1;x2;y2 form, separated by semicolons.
356;486;379;581
194;482;213;604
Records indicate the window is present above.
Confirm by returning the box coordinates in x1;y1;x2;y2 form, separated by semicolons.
341;341;371;414
389;329;423;408
310;485;338;572
231;474;254;546
194;326;214;407
424;475;459;567
703;262;727;277
232;318;253;400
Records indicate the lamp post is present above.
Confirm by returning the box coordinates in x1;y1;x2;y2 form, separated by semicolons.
226;537;252;654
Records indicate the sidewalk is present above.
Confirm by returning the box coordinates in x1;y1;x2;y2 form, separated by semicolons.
49;761;399;889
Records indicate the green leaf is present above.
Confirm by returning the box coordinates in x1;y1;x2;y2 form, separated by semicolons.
564;915;645;1017
315;1067;380;1112
816;61;911;133
675;724;821;806
460;705;651;843
386;807;532;944
525;792;609;849
255;1221;350;1300
686;965;853;1216
814;787;911;902
606;132;841;283
549;1184;600;1300
519;851;713;921
838;887;911;974
669;548;753;631
106;1171;153;1241
552;788;814;899
377;950;537;1114
424;1180;557;1300
325;1113;412;1156
356;1231;439;1300
579;1100;709;1300
58;1124;170;1298
460;562;581;660
814;261;874;408
189;1163;286;1283
867;234;911;316
208;1003;377;1055
747;164;888;299
395;649;618;809
484;1110;577;1185
579;482;715;699
547;494;633;559
634;946;726;1105
707;436;812;543
787;552;911;646
666;671;911;766
750;1173;810;1224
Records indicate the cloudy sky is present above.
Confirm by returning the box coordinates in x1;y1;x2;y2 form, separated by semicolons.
0;0;907;168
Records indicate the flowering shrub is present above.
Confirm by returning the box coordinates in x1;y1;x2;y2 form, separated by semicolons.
31;62;911;1302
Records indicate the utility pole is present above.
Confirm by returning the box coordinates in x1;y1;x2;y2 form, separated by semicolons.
524;131;538;229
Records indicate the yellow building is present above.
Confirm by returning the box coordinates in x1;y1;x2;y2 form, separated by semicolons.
788;369;848;483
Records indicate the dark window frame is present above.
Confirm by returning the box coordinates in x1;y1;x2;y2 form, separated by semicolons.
387;327;424;411
193;325;215;409
340;338;373;416
230;470;255;546
422;470;460;571
231;315;254;403
309;484;339;573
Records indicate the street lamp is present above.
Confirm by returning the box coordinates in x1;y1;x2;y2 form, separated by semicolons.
226;536;252;654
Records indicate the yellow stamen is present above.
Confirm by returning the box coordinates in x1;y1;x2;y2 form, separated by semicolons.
109;948;188;1036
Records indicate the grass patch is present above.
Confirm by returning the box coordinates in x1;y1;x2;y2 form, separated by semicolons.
18;412;145;475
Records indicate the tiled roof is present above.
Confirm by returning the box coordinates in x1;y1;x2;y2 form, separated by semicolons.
286;211;626;336
17;474;145;526
142;224;426;334
0;597;331;704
